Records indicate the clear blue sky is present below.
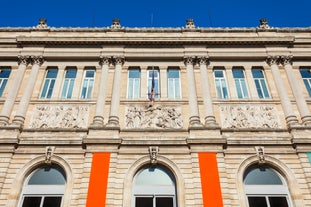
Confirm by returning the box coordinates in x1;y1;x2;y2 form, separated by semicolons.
1;0;310;28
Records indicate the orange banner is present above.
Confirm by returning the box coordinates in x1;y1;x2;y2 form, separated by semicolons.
198;152;223;207
86;152;111;207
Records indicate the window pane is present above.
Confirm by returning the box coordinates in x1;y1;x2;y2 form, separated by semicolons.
85;70;95;78
168;69;179;78
248;197;268;207
0;69;11;97
244;166;283;185
128;69;140;99
28;166;66;185
65;69;77;78
252;69;264;78
46;69;58;78
214;70;224;78
129;69;140;78
43;197;62;207
0;69;11;78
22;197;42;207
136;197;153;207
232;69;244;78
156;197;173;207
269;196;289;207
135;167;175;186
300;68;311;78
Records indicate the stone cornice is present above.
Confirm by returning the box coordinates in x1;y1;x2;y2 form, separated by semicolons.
16;36;295;46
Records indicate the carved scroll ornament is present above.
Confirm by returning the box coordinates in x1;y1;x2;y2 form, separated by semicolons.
126;105;183;129
30;105;89;129
220;105;280;129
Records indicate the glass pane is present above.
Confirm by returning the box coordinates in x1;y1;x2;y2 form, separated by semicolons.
129;69;140;78
22;196;42;207
221;79;228;99
303;79;311;97
28;166;66;185
248;197;268;207
85;70;95;78
300;68;311;78
244;166;283;185
135;167;175;186
0;79;8;97
0;69;11;78
269;196;289;207
136;197;153;207
260;79;270;98
233;69;244;78
43;197;62;207
47;80;55;98
168;69;179;78
214;70;224;78
156;197;173;207
241;80;248;98
65;69;77;78
252;69;264;78
46;69;58;78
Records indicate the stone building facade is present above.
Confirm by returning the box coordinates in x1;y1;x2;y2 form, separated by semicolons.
0;18;311;207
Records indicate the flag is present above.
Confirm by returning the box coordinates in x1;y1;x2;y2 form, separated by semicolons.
149;69;155;103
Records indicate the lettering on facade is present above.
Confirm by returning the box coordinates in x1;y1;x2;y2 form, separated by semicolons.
126;105;183;129
30;105;89;128
220;105;280;128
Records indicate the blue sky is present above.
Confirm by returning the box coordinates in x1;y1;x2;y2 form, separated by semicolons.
1;0;310;28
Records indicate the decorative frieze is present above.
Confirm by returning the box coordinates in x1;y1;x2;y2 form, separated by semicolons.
30;105;89;129
126;105;183;129
220;105;281;129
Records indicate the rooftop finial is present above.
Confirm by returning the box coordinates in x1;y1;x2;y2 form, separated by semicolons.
259;18;270;29
37;18;48;29
185;18;196;29
111;18;121;29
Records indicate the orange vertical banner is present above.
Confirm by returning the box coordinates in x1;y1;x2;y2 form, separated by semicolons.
198;152;223;207
86;152;111;207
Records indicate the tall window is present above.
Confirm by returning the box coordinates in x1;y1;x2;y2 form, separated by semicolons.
232;67;248;99
61;67;77;99
18;165;66;207
244;165;292;207
300;68;311;97
0;68;11;97
252;68;270;99
132;166;177;207
147;68;160;99
127;68;141;99
40;68;58;99
167;68;181;99
213;68;229;99
81;67;95;99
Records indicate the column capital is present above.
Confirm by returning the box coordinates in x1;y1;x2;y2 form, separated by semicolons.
280;55;293;65
112;56;125;66
99;56;111;66
266;55;280;66
17;55;30;66
30;55;44;66
183;56;196;66
197;56;210;65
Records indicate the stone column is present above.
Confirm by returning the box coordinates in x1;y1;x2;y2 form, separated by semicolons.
184;56;202;127
12;56;44;126
0;56;29;125
266;56;299;126
198;56;218;127
281;55;311;126
107;56;124;127
92;56;111;126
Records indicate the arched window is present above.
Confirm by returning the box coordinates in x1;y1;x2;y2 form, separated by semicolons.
18;165;66;207
132;165;177;207
244;165;293;207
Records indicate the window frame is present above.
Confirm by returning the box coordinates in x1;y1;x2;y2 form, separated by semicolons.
147;67;160;100
167;67;181;99
244;165;293;207
127;67;141;99
213;67;229;99
251;67;270;99
18;165;66;207
132;166;177;207
80;67;96;99
232;67;249;99
299;67;311;97
40;67;58;99
0;67;11;97
61;67;77;99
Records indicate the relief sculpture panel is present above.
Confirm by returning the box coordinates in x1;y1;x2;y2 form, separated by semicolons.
126;105;183;129
220;105;281;129
30;105;89;129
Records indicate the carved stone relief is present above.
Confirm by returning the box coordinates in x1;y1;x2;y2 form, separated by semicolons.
126;105;183;129
30;105;89;129
220;105;280;129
